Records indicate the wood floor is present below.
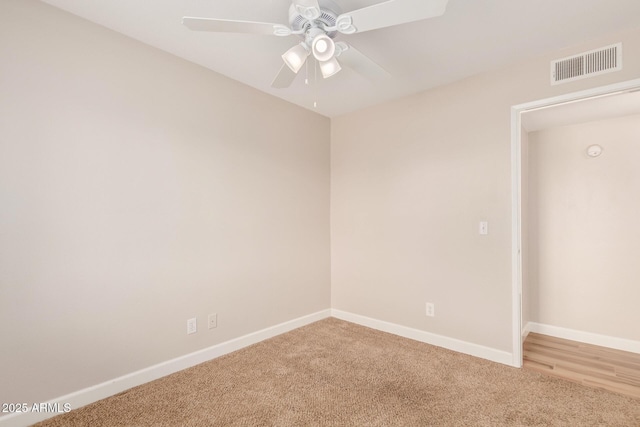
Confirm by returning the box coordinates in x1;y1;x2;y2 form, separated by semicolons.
523;332;640;399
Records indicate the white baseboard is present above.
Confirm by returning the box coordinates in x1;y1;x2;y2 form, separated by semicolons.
331;309;515;367
528;322;640;354
0;309;331;427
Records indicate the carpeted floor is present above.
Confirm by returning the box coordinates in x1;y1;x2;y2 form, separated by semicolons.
35;318;640;426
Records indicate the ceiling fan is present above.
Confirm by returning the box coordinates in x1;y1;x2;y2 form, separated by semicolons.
183;0;449;88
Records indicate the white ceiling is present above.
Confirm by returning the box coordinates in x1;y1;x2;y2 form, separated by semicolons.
40;0;640;117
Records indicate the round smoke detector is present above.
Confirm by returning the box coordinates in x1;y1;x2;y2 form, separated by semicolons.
288;0;342;38
587;144;603;158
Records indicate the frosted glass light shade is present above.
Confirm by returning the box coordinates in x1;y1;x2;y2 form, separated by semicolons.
312;34;335;62
282;43;310;73
319;57;341;78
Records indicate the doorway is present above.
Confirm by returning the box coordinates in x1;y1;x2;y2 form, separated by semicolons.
510;78;640;367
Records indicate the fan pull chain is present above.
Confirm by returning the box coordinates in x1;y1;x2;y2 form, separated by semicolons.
305;58;309;85
313;59;318;108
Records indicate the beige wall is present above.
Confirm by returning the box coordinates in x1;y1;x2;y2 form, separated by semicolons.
0;0;330;406
331;28;640;352
528;114;640;340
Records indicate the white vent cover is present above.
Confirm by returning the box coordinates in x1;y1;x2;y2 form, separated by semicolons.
551;43;622;85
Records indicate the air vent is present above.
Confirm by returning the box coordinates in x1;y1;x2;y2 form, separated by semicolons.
551;43;622;85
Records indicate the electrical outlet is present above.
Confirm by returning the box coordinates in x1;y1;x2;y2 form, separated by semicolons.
479;221;489;235
187;317;197;335
426;302;435;317
208;313;217;329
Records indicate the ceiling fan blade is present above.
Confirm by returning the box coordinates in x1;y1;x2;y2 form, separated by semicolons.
337;44;390;81
271;64;298;88
182;16;287;36
339;0;449;34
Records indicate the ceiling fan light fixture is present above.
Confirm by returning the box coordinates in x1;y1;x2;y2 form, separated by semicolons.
282;43;310;73
319;57;342;78
311;34;336;62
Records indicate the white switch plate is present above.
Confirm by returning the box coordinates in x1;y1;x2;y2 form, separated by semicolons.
479;221;488;235
208;313;217;329
187;318;197;335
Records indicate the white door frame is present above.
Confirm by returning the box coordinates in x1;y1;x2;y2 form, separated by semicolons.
510;78;640;367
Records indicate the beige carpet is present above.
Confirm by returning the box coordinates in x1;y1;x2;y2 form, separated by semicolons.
35;318;640;426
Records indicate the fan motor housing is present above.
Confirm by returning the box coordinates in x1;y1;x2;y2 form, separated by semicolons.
289;0;341;38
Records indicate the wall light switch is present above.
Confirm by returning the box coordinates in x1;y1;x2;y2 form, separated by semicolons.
479;221;489;235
